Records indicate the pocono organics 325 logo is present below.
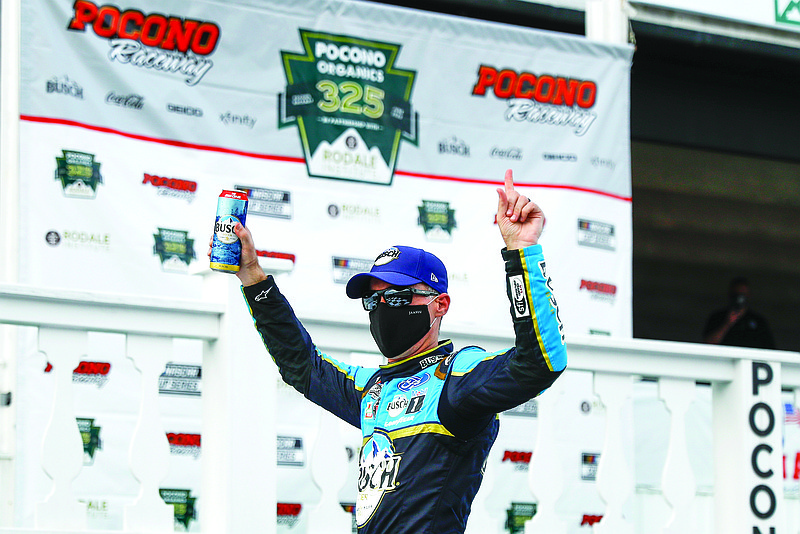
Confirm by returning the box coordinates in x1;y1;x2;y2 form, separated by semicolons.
153;228;195;273
278;29;419;185
55;150;103;198
67;1;219;86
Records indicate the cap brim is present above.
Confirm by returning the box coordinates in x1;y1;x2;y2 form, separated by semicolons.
345;272;423;299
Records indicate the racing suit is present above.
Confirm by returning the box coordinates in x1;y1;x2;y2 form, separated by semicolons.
242;244;567;534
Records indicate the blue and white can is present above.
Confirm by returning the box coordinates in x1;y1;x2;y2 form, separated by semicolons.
210;190;248;272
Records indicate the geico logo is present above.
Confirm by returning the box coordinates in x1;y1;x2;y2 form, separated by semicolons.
472;65;597;109
167;104;203;116
73;361;111;375
67;0;220;55
143;173;197;191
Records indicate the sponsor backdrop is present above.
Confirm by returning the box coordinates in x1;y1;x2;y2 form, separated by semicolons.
16;0;634;531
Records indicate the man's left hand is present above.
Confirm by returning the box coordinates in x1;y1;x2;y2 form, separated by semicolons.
496;169;545;250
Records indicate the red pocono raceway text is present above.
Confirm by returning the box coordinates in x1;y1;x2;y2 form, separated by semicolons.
67;1;219;85
67;1;220;55
472;65;596;109
472;64;599;136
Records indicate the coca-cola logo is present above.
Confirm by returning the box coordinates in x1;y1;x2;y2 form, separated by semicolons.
490;146;522;160
106;91;144;110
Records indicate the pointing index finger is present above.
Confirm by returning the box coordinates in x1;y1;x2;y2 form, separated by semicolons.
504;169;515;194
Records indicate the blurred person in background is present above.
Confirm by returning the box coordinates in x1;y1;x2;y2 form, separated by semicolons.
703;276;775;349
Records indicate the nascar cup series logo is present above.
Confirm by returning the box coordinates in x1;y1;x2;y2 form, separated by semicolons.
279;29;419;185
358;435;401;528
55;150;103;199
67;1;219;86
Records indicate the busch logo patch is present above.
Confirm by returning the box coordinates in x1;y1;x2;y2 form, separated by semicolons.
357;436;401;527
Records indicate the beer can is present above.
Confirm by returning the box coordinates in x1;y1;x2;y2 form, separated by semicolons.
210;190;248;272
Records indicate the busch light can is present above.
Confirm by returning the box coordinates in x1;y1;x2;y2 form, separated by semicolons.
210;190;248;272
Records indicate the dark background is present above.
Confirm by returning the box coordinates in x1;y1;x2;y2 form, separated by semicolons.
368;0;800;350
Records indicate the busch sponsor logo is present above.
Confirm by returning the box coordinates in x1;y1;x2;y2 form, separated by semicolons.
67;1;219;86
577;219;616;251
46;75;83;99
358;447;401;494
472;64;597;135
386;394;408;418
438;136;470;156
106;91;144;109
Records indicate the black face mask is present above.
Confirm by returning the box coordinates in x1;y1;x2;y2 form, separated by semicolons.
369;302;435;358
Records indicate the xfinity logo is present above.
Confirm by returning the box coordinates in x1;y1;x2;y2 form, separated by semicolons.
167;103;203;117
220;112;256;129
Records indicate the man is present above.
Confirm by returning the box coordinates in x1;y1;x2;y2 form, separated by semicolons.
230;170;567;533
703;276;775;349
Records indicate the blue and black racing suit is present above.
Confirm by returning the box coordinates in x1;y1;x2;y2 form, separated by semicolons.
242;244;567;534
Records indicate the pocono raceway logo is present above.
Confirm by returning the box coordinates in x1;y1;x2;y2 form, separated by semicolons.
142;173;197;202
472;65;598;136
277;503;302;528
167;432;201;459
45;360;111;388
579;279;617;303
502;450;532;471
67;1;220;86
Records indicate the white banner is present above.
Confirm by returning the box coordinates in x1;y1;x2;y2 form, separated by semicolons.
16;0;634;531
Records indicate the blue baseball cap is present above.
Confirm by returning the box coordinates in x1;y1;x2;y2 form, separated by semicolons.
345;245;448;298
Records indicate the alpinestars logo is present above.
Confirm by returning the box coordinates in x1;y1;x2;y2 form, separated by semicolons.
279;29;419;185
472;65;598;136
67;1;220;86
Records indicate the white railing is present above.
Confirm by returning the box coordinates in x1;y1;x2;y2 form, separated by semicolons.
1;276;799;533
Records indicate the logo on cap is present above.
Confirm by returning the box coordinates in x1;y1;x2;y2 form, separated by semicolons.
374;247;400;266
